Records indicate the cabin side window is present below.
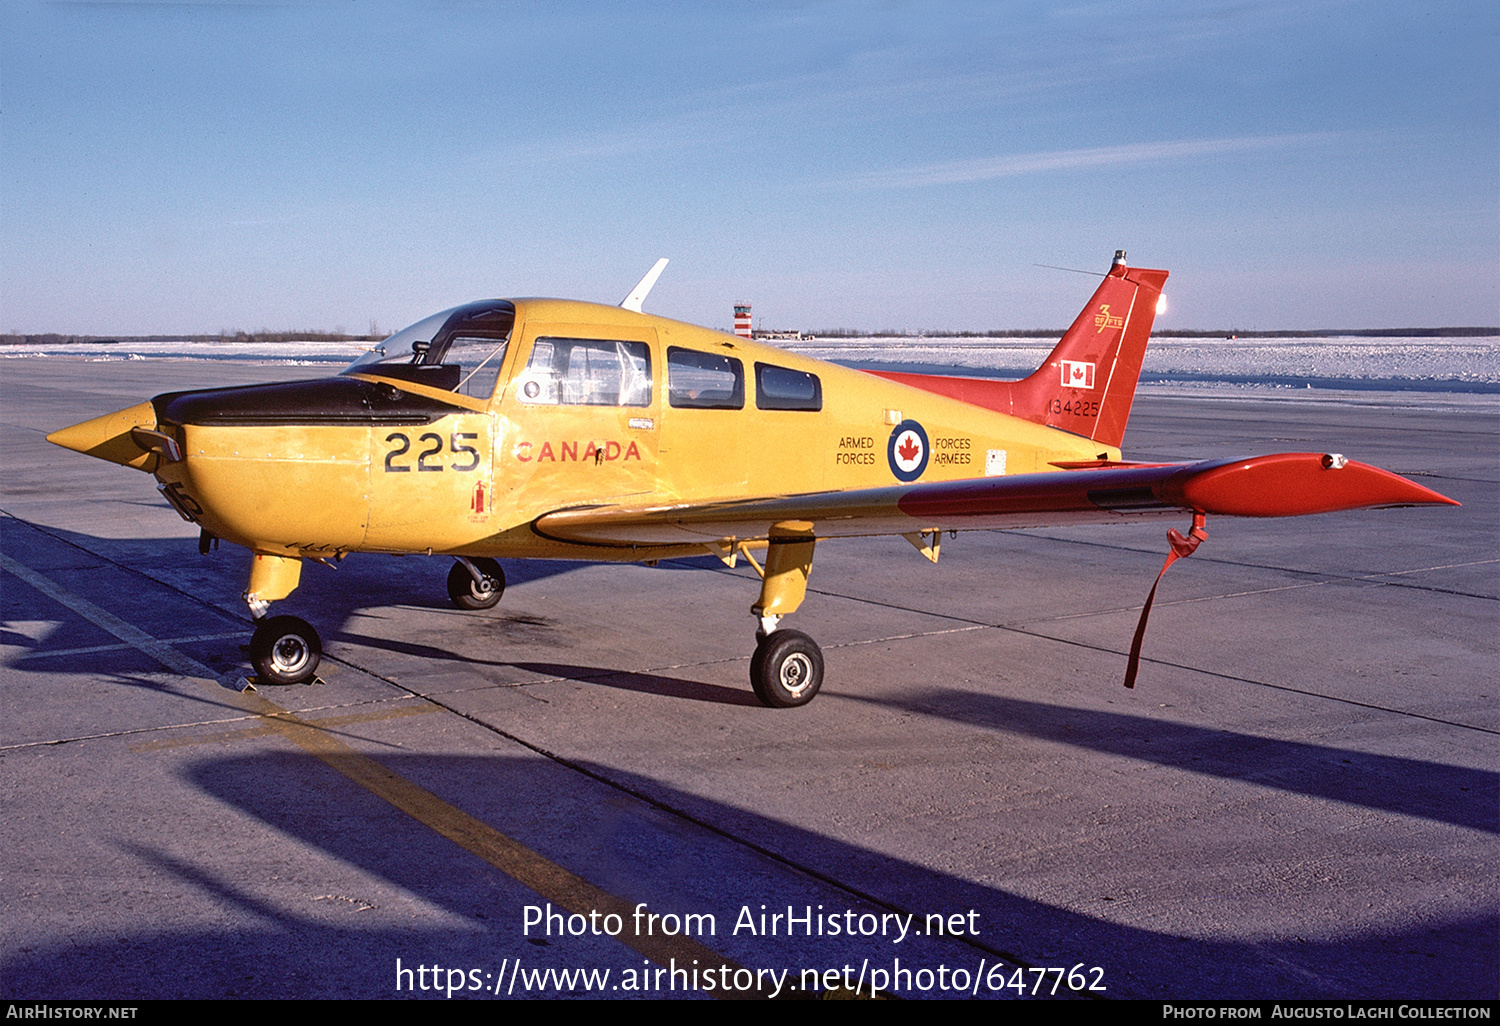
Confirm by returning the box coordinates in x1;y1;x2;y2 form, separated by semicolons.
516;337;653;407
667;348;744;409
444;336;509;400
754;362;822;411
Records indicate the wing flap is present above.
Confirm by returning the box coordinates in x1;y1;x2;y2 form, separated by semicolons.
533;454;1457;548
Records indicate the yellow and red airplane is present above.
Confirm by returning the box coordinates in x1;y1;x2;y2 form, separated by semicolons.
47;253;1456;705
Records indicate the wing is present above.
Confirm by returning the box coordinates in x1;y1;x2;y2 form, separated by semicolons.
533;452;1457;549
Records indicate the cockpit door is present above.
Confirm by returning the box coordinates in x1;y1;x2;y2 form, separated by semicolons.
495;322;661;512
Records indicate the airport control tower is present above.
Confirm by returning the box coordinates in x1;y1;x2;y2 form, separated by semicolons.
733;303;752;338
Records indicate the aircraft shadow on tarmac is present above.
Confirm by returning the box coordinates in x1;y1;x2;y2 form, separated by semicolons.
4;523;1496;999
267;623;1500;831
6;522;1494;829
843;690;1498;835
0;517;609;637
498;662;762;706
0;751;1492;1000
324;623;760;706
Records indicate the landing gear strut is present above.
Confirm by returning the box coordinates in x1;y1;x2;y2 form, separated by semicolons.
745;524;824;708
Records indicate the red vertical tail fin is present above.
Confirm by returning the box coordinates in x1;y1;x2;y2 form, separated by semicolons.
869;252;1169;449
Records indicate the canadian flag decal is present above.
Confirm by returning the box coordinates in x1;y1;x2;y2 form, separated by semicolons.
1060;360;1096;389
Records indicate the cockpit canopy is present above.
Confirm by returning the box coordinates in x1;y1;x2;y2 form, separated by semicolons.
343;300;515;400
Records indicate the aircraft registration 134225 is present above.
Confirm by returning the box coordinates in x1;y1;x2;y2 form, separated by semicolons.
47;253;1457;705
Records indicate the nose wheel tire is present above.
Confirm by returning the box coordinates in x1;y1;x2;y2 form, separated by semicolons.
448;558;505;610
751;629;824;708
250;615;322;685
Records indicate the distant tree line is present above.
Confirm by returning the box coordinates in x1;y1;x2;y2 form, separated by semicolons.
811;327;1070;338
1151;327;1497;338
1;330;386;346
808;326;1498;339
5;325;1494;348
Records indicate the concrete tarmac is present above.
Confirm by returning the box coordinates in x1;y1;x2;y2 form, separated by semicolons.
1;358;1495;1000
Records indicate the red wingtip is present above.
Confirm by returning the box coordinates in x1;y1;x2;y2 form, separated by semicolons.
1165;454;1459;517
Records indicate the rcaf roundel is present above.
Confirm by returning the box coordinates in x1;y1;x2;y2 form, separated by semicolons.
887;420;930;482
1060;360;1096;389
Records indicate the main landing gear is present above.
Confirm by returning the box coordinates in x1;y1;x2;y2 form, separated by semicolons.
744;524;824;708
751;627;824;708
240;552;509;685
447;556;505;610
237;540;833;707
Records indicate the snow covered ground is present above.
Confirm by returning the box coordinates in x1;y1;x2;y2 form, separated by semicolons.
785;334;1499;394
0;338;370;367
4;333;1495;404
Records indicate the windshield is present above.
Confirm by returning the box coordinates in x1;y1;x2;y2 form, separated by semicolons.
344;307;455;373
343;300;516;400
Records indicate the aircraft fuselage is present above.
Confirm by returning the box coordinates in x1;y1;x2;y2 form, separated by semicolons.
149;298;1116;564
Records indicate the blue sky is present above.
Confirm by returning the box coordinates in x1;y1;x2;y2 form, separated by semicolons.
3;1;1495;335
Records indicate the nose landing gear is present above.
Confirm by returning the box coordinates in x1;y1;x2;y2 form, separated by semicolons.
241;552;322;685
250;614;322;685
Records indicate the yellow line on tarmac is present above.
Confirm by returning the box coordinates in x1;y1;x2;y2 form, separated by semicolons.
249;701;758;993
1;550;763;997
129;703;439;751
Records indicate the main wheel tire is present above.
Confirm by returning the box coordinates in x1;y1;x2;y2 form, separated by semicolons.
250;615;322;685
448;558;504;610
751;629;824;708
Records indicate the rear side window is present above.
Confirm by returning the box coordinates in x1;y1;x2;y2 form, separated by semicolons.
517;337;652;407
668;348;744;409
755;362;822;411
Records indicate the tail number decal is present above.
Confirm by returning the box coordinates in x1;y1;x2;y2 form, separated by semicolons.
1048;398;1100;418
